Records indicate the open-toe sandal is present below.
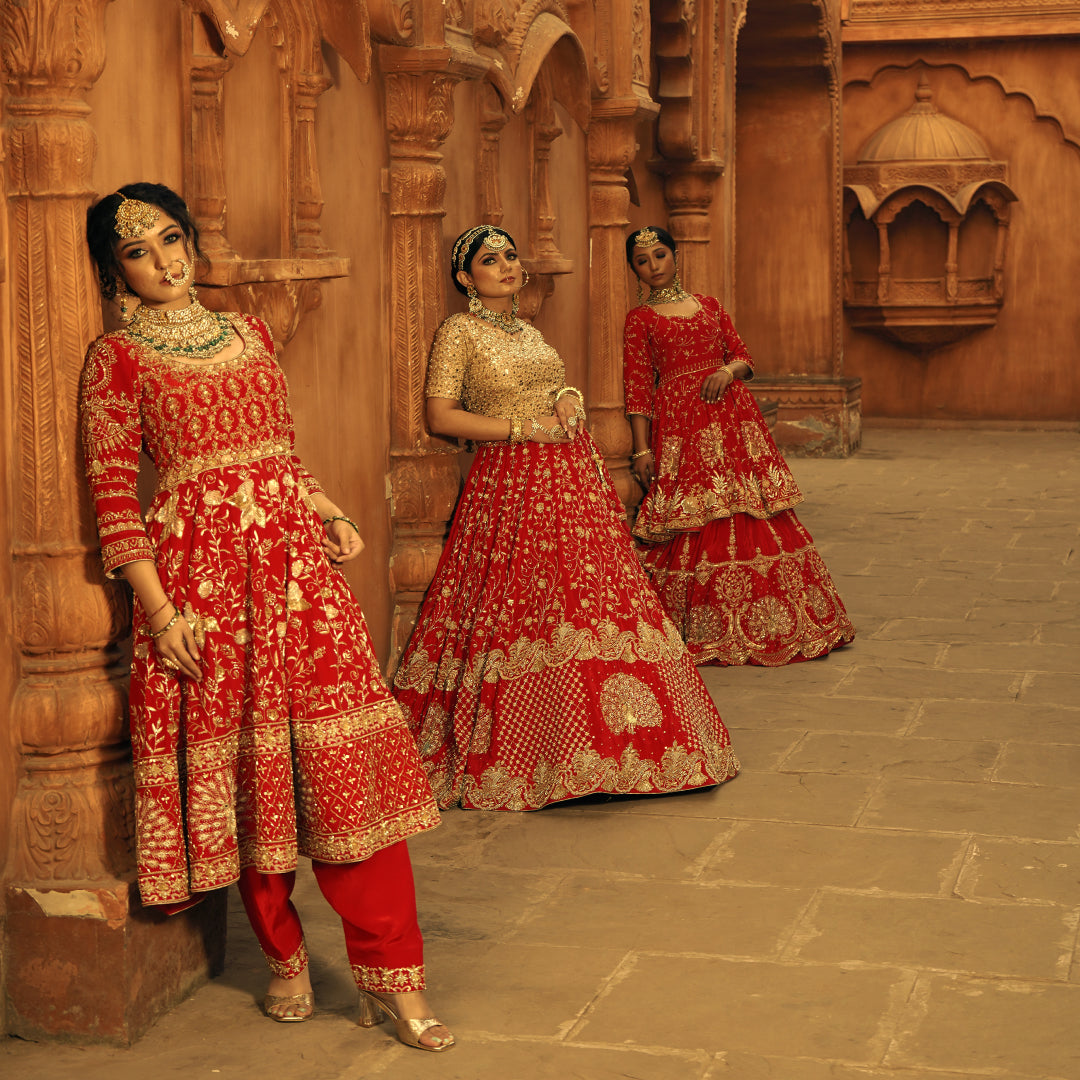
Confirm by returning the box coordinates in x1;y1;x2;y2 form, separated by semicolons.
357;989;455;1052
263;991;314;1023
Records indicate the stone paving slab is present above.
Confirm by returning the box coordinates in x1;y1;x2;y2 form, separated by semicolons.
4;428;1079;1080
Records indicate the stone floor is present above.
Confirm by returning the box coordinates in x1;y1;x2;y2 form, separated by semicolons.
5;427;1079;1080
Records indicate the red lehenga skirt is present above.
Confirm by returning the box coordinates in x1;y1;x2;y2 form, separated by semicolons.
639;508;855;666
392;432;739;811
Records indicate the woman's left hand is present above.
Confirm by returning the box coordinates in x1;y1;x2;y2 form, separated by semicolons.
700;367;735;404
554;393;584;440
322;519;365;565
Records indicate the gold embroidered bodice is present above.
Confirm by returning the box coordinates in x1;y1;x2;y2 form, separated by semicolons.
425;313;565;418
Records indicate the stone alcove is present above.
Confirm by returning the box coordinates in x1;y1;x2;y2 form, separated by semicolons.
843;77;1017;354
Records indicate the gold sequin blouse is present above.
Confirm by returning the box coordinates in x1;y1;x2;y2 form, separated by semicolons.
425;313;565;418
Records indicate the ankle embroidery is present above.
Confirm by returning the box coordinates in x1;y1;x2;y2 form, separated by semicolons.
351;962;425;993
266;940;309;980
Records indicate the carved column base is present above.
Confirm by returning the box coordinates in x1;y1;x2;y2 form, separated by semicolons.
749;376;862;457
4;881;226;1044
388;450;463;672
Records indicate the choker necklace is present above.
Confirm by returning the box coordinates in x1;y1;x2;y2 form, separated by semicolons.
646;282;692;306
127;299;235;359
474;301;525;334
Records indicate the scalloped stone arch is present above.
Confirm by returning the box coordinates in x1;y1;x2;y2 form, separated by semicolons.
844;60;1080;155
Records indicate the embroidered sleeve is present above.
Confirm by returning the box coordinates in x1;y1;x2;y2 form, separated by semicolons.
622;307;657;418
711;297;754;378
247;313;326;497
79;336;155;577
425;316;469;400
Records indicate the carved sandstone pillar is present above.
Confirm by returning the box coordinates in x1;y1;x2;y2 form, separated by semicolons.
587;106;640;509
1;0;224;1043
656;159;725;294
382;62;466;667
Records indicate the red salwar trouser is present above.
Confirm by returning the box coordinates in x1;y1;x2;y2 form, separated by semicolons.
236;840;425;993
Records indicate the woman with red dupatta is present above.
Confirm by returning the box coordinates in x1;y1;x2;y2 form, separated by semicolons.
79;183;451;1051
392;225;738;811
623;225;855;666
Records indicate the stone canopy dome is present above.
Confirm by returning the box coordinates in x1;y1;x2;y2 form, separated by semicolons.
857;78;991;163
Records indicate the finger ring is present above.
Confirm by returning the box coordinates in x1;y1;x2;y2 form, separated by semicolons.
161;658;179;671
568;415;578;427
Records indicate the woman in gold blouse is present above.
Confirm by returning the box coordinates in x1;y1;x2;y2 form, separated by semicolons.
392;225;738;811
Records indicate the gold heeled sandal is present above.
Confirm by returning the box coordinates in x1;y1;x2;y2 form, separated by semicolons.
357;989;455;1052
263;991;315;1023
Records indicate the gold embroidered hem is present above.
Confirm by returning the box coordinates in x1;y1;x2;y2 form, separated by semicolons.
641;510;856;667
266;941;310;980
439;742;740;812
394;433;738;811
351;963;426;993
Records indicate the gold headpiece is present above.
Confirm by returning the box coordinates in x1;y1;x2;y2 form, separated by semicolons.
113;193;160;240
634;227;660;248
452;225;511;271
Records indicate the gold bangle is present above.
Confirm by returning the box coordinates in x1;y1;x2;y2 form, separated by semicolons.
555;385;583;405
630;449;653;461
323;515;359;535
510;418;522;444
150;608;180;639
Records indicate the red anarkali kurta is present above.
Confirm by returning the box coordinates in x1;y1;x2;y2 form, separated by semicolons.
392;313;739;811
80;314;439;906
623;295;855;665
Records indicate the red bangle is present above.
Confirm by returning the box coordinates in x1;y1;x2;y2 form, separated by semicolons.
147;597;171;620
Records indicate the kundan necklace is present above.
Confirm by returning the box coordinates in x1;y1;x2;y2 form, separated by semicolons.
127;299;234;359
470;290;525;334
646;282;692;306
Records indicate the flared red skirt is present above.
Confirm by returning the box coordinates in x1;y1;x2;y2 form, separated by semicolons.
392;434;739;810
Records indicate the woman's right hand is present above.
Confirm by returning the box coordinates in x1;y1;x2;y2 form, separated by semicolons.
631;450;655;489
151;605;202;681
529;415;570;444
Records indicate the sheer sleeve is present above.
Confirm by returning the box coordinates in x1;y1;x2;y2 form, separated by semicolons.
425;315;469;400
79;336;155;577
622;306;656;418
710;297;754;378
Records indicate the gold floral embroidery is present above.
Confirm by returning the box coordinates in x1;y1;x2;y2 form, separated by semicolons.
266;941;309;980
351;963;425;993
447;742;740;812
225;478;267;531
600;673;663;734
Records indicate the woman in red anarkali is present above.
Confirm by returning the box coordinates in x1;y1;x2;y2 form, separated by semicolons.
392;224;738;811
623;225;855;666
79;183;452;1051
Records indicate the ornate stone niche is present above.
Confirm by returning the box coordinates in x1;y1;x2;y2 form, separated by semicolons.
843;78;1017;353
182;0;365;343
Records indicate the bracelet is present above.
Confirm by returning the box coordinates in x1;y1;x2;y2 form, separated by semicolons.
721;364;738;379
323;515;359;535
147;597;171;621
509;417;523;444
630;449;653;461
554;385;583;405
524;418;536;442
150;608;181;639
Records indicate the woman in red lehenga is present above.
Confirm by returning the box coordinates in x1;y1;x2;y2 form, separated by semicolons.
392;224;738;811
79;183;452;1051
622;225;855;666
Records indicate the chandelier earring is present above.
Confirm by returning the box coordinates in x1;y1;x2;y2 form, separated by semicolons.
636;277;645;304
466;283;483;315
511;292;520;318
189;283;199;303
116;283;133;322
